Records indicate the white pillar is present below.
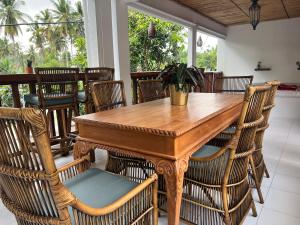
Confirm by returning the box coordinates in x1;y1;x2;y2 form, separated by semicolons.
188;26;197;67
82;0;114;67
111;0;132;105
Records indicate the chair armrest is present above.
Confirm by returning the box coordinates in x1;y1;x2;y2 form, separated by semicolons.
69;174;158;217
57;155;90;182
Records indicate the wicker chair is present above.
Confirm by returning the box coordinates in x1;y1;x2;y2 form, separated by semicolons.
138;80;167;103
78;67;114;114
0;107;158;225
24;67;79;156
171;84;270;225
91;81;156;183
91;80;127;111
249;80;280;204
214;76;254;93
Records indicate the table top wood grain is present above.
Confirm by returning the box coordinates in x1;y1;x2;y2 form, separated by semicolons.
75;93;243;160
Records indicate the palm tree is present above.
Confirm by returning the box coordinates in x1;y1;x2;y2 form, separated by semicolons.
73;1;84;36
51;0;74;37
51;0;75;63
28;22;45;51
35;9;55;43
0;0;30;41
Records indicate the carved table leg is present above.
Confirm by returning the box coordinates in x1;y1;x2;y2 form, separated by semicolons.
155;158;189;225
73;140;96;164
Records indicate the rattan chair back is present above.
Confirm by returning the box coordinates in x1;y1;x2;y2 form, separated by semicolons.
0;107;73;224
35;67;79;109
83;67;114;113
138;80;167;103
214;76;253;93
251;80;280;203
91;80;127;111
184;84;270;225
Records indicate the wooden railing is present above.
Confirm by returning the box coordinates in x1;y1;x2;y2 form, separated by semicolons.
0;71;223;107
0;73;85;107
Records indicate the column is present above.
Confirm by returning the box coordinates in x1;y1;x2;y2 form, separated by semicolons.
111;0;132;105
188;26;197;67
82;0;114;67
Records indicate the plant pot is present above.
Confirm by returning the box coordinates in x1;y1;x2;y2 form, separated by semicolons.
25;67;33;74
169;85;188;106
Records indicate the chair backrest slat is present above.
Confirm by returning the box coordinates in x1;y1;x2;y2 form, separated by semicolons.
35;67;79;108
0;108;62;220
138;80;167;103
92;81;127;111
214;75;254;93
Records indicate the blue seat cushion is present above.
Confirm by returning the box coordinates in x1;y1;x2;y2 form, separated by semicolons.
24;94;74;106
64;168;139;208
223;126;236;133
77;91;86;103
192;145;221;158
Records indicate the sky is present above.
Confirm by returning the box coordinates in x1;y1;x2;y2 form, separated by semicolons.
1;0;78;50
14;0;55;49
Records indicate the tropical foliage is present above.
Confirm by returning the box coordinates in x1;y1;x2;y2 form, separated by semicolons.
0;0;85;73
196;46;217;71
128;9;187;72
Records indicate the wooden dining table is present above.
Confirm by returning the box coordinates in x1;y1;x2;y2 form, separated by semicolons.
73;93;243;225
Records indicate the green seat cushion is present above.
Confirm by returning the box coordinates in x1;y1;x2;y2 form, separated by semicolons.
64;168;139;208
24;94;74;106
77;91;86;103
192;145;221;158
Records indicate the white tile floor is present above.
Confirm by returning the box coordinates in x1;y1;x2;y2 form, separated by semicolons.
1;116;300;225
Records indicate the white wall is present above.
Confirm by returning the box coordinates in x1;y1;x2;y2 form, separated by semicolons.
218;18;300;83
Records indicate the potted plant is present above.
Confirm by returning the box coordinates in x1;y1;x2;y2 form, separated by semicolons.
158;63;205;106
25;60;33;74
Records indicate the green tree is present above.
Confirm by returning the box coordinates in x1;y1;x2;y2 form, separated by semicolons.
28;23;45;50
72;36;87;70
128;9;186;72
196;47;217;71
0;0;30;40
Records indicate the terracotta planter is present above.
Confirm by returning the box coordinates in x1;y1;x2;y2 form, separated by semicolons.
169;85;188;106
25;67;33;74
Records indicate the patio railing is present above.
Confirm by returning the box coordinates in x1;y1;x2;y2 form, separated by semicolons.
0;71;223;107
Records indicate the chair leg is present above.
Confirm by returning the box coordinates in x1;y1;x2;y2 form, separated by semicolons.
153;180;158;225
250;156;264;204
251;201;257;217
264;163;270;178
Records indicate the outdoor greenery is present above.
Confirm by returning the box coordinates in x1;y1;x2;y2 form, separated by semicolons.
0;0;85;74
128;9;187;72
0;2;217;106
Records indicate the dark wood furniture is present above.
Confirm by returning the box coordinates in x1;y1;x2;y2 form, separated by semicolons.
73;93;244;225
0;107;158;225
25;67;80;156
